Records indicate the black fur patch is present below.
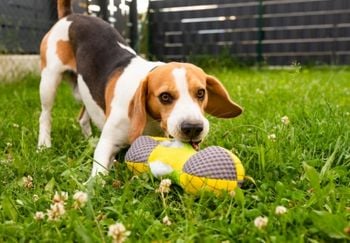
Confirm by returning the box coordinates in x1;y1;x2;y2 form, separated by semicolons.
67;14;136;111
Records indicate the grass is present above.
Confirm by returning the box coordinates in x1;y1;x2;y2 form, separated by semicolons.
0;66;349;242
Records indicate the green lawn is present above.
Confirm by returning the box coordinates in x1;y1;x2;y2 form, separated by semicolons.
0;67;349;242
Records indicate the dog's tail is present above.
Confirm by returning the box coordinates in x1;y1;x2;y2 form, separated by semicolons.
57;0;72;19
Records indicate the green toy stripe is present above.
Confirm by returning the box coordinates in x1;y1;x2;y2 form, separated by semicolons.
183;146;237;180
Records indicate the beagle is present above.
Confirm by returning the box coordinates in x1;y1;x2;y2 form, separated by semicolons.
38;0;243;177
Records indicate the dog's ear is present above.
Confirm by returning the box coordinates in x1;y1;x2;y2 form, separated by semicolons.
205;75;243;118
128;77;148;143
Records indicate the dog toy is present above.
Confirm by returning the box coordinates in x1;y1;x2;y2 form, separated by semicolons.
125;136;245;195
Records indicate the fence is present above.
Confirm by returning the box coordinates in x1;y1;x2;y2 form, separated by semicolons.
87;0;138;48
0;0;55;54
148;0;350;65
0;0;137;80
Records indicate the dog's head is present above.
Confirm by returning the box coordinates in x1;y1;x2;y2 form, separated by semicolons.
128;62;242;145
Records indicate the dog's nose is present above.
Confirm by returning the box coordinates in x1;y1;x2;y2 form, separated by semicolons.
181;122;203;138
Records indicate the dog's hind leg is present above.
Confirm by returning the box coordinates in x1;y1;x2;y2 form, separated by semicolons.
78;106;92;138
38;18;74;148
65;72;92;138
38;67;63;148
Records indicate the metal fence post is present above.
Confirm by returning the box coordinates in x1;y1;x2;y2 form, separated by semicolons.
256;0;264;64
129;0;138;51
97;0;108;22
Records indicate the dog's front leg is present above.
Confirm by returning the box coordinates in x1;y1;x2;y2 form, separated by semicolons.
90;118;129;177
90;138;121;176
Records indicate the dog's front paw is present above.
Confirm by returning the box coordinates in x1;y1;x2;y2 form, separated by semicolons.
37;142;51;151
84;169;108;187
90;163;109;178
38;135;52;149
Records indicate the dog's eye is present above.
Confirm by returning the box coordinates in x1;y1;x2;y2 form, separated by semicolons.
159;92;173;104
197;89;205;100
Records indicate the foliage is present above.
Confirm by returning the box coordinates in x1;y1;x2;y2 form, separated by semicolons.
0;67;349;242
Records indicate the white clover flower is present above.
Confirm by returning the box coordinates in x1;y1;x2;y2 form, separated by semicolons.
254;216;268;230
281;116;290;125
73;191;88;208
229;190;236;198
108;222;131;243
157;179;172;194
162;215;172;226
53;191;68;204
275;205;288;215
33;194;39;202
267;133;276;142
47;203;66;221
22;175;33;188
12;123;20;128
34;211;45;221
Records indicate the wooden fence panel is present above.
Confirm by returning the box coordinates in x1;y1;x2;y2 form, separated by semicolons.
149;0;258;61
0;0;135;54
149;0;350;65
0;0;55;53
0;0;86;54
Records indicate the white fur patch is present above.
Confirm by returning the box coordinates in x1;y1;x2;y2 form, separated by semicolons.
149;160;174;177
160;139;184;148
77;74;106;129
167;67;209;141
118;42;137;55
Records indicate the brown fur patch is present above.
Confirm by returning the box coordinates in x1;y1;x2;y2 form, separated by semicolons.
105;70;121;117
146;64;179;122
40;32;49;70
56;40;76;70
57;0;72;19
205;75;242;118
128;78;149;143
184;64;207;111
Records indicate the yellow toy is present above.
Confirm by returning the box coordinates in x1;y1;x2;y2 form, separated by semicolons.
125;136;245;195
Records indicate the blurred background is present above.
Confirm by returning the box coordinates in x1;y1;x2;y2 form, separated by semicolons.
1;0;350;79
